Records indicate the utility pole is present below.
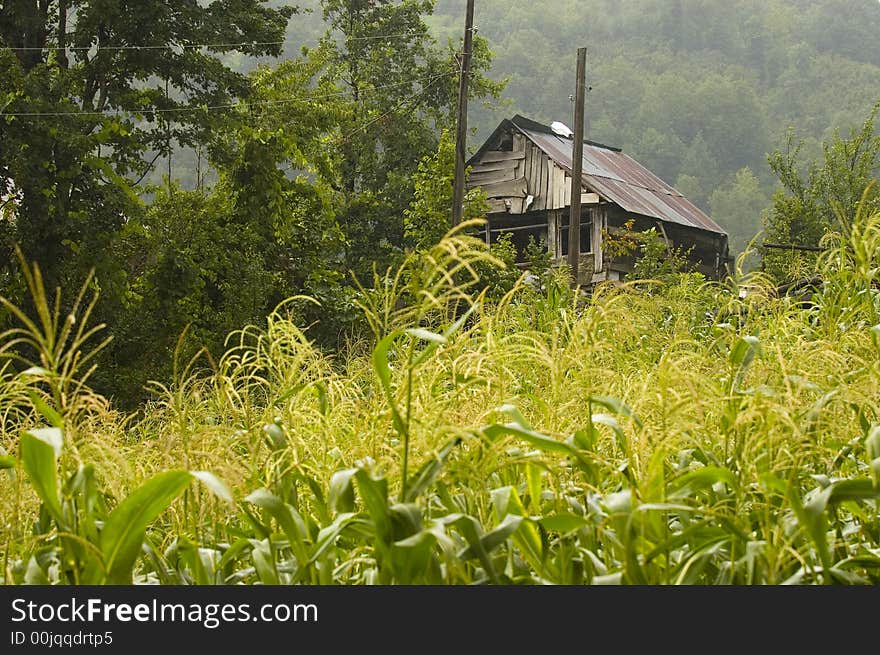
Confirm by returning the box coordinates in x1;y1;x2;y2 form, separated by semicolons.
567;47;587;286
451;0;475;226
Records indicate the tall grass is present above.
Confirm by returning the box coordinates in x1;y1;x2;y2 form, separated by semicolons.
2;212;880;585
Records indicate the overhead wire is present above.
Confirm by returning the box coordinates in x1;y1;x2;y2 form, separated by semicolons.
0;70;455;118
335;69;455;145
0;30;428;52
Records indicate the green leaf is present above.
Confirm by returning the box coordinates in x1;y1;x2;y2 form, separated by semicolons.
460;514;523;559
483;422;588;465
391;530;437;583
308;513;360;565
490;486;542;567
25;426;63;458
20;428;64;525
20;366;53;378
867;425;880;460
791;485;833;582
176;537;214;585
372;332;407;438
538;513;590;533
405;327;447;344
28;391;63;428
588;395;643;429
526;463;543;513
827;478;880;503
592;572;623;585
866;426;880;487
250;538;279;585
730;335;761;368
354;469;391;544
191;471;233;503
0;454;15;470
496;404;534;430
216;538;253;573
591;413;627;455
389;503;423;541
245;489;310;567
673;535;730;584
604;489;634;514
329;468;358;513
668;466;738;499
404;435;462;502
99;470;194;584
24;555;51;585
411;302;479;368
802;390;839;434
446;514;498;583
262;423;287;450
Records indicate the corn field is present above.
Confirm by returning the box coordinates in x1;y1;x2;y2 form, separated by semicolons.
2;210;880;586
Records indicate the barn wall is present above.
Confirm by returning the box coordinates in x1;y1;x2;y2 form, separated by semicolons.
468;132;597;216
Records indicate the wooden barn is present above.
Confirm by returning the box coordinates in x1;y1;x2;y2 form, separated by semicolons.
466;115;730;284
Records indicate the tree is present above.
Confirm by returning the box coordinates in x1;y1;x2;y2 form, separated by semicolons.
103;55;353;403
315;0;502;278
0;0;295;302
762;103;880;281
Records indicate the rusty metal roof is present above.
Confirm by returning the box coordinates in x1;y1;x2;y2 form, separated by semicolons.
508;116;727;236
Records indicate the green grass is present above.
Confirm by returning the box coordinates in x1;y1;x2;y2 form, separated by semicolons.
2;214;880;585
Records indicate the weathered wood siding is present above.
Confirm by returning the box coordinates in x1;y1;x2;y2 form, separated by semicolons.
468;139;598;215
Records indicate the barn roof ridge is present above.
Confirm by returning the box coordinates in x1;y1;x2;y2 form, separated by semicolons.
509;114;623;152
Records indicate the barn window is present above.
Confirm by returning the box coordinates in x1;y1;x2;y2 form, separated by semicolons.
560;217;592;255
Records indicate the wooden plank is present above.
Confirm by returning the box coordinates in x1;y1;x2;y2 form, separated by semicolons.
559;168;568;208
470;169;516;186
536;156;548;211
480;177;528;198
520;144;530;190
547;210;558;256
480;150;526;163
471;160;518;175
560;168;568;208
527;145;537;197
545;156;553;208
581;192;600;204
487;199;508;213
564;174;572;206
507;198;526;214
513;133;525;153
550;165;563;209
593;206;605;272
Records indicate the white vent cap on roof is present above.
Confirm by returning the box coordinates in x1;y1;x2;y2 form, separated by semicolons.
550;121;574;138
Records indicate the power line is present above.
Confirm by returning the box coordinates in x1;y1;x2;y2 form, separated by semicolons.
0;30;429;53
3;40;286;52
336;71;453;145
0;72;453;118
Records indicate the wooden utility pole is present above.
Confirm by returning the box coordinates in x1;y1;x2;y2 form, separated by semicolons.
567;47;587;286
451;0;475;226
